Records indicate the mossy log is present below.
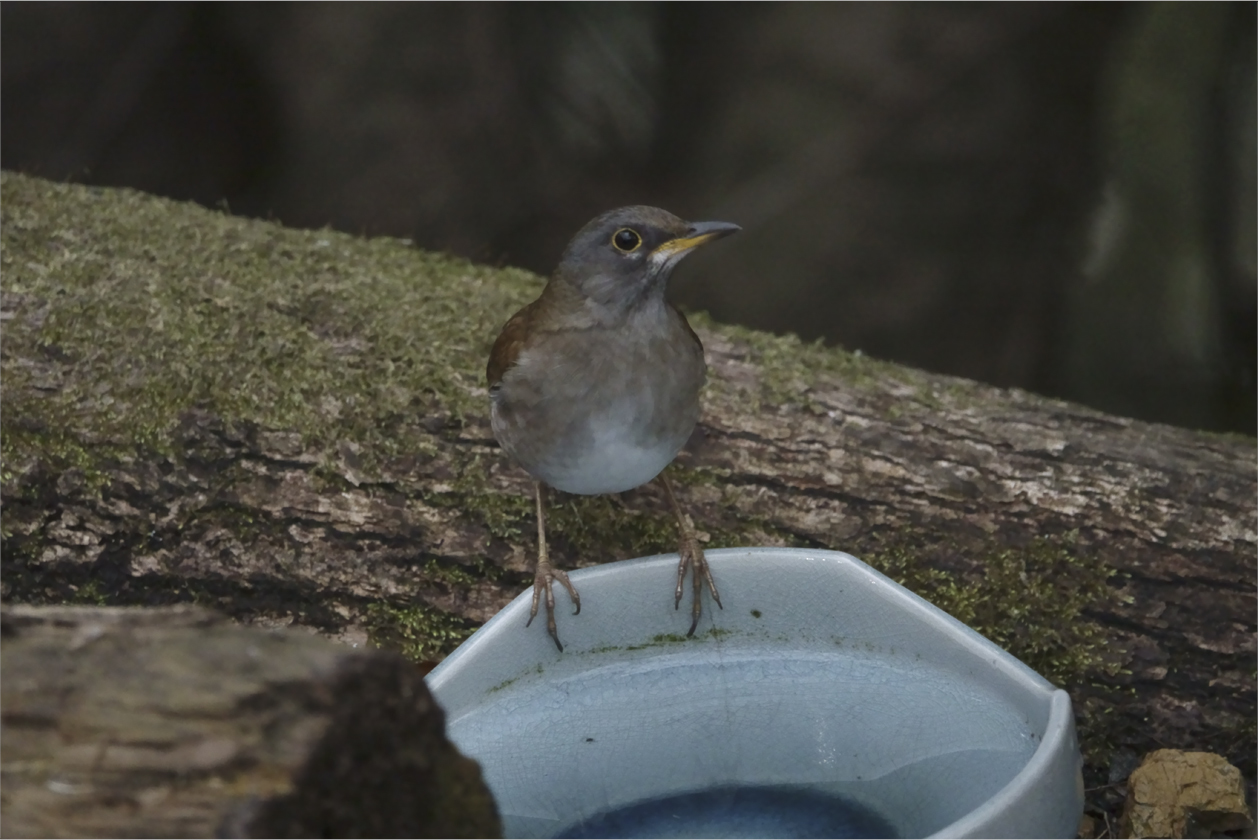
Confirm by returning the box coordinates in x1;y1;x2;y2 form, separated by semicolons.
0;604;500;838
2;172;1254;817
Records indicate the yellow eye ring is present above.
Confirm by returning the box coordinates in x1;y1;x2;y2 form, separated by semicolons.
611;228;642;253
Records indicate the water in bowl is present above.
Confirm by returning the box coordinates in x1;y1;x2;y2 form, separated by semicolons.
555;784;898;839
444;643;1040;838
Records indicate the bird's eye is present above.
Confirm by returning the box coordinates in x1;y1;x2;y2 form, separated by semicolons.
612;228;642;253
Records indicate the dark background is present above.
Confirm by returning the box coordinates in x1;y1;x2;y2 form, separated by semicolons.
3;2;1254;435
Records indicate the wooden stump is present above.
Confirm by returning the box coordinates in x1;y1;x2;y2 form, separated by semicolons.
0;604;500;838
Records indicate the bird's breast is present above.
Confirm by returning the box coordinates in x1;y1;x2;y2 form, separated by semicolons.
490;311;704;495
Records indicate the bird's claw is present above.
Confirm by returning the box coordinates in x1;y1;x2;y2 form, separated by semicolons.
674;536;722;637
527;562;580;651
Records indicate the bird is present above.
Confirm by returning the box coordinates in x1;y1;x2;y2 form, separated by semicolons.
487;206;740;651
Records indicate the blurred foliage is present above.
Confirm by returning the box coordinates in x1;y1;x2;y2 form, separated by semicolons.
1;3;1251;434
1064;2;1256;435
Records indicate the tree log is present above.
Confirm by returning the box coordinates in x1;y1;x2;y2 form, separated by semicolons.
0;604;500;838
1;172;1254;825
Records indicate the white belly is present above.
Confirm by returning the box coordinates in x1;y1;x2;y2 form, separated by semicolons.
534;414;686;495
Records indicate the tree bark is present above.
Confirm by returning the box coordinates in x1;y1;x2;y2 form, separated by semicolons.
1;172;1254;826
0;604;500;838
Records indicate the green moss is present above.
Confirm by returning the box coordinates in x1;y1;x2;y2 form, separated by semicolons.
1;428;116;501
659;463;723;488
364;602;476;662
422;556;493;587
1;173;543;480
487;675;520;694
650;632;689;644
423;456;535;540
865;534;1119;687
617;632;691;652
424;467;702;562
545;494;679;561
188;503;273;543
687;312;911;408
68;579;109;606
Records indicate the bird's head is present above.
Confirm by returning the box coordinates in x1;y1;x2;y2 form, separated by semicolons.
552;206;740;312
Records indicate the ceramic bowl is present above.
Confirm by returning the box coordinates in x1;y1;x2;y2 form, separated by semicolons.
426;548;1083;839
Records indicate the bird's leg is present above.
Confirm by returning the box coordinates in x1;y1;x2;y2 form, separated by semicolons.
526;482;580;651
660;471;722;636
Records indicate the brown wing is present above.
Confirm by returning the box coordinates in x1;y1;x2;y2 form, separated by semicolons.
670;303;704;356
486;301;539;390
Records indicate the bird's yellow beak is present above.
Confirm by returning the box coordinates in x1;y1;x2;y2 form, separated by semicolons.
651;220;742;261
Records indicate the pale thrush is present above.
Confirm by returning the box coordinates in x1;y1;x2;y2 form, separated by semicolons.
487;206;740;650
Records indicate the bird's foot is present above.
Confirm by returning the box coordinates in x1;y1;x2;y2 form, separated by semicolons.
527;561;581;651
674;530;722;637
